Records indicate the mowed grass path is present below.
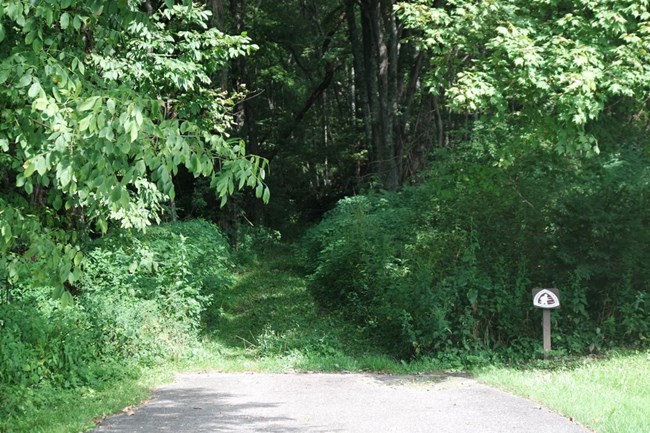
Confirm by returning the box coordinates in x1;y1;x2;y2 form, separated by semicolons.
199;246;419;372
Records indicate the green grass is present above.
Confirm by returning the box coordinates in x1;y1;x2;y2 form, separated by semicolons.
197;244;446;374
477;352;650;433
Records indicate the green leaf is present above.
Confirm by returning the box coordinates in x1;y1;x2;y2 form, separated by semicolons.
27;82;42;98
33;98;48;111
1;222;12;242
0;68;10;85
23;161;35;178
106;98;116;114
133;106;144;126
53;195;63;210
73;251;83;267
59;166;72;188
60;12;70;30
17;73;32;88
32;37;43;52
73;15;82;31
130;124;138;142
262;186;270;203
79;96;98;111
79;114;92;131
45;8;54;26
52;286;64;300
0;23;5;43
111;186;122;203
97;218;108;234
35;156;47;176
60;291;74;307
25;30;35;45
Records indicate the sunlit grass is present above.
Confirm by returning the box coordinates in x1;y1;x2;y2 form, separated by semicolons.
477;351;650;433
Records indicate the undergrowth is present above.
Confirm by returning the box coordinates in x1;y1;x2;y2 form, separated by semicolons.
301;146;650;359
0;220;233;433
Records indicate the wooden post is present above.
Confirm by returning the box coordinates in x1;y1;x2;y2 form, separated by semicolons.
543;309;551;356
532;288;560;358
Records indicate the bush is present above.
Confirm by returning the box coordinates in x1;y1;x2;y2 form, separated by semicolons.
0;219;235;424
303;147;650;359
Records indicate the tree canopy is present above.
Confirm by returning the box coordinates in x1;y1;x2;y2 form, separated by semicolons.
1;1;268;293
398;0;650;159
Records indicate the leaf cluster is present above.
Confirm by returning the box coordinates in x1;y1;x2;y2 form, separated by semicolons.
397;0;650;156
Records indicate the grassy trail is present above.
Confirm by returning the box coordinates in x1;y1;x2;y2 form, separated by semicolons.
210;247;650;433
193;246;419;373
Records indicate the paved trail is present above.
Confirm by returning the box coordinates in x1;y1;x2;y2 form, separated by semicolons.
91;372;592;433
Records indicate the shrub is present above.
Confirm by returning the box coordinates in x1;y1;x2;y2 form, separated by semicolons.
82;219;234;329
0;219;235;424
303;147;650;359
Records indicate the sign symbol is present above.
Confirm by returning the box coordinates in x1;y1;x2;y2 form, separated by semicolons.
532;288;560;309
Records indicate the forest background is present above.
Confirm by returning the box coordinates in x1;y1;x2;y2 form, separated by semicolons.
1;0;649;430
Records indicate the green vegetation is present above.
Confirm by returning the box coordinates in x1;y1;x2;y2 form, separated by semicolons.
302;147;650;359
2;369;172;433
0;220;234;432
2;224;649;432
0;0;268;298
2;1;650;432
478;352;650;433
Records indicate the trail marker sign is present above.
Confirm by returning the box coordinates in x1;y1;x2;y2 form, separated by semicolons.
532;288;560;355
532;288;560;309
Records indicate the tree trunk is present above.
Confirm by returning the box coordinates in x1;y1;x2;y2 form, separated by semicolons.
346;0;372;183
360;0;400;190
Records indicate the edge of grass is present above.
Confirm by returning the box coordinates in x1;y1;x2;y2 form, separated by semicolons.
475;350;650;433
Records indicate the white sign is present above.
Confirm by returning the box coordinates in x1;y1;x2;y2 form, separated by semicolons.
533;289;560;309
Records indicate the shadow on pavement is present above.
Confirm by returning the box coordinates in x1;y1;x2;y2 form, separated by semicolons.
92;387;336;433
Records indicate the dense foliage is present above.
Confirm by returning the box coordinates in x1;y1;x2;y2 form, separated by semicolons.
303;147;650;360
0;0;268;296
0;220;233;427
294;0;650;362
397;0;650;158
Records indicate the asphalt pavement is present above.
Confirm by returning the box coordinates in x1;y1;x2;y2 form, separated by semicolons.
91;372;593;433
